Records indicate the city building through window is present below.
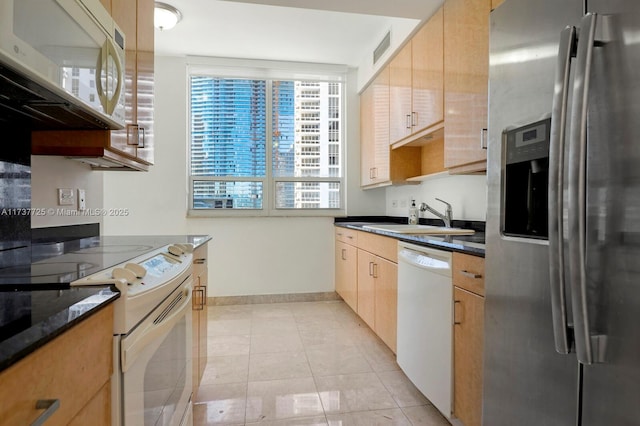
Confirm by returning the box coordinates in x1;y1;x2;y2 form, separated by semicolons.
189;72;344;215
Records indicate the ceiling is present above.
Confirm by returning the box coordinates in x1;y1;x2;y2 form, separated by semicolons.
154;0;444;67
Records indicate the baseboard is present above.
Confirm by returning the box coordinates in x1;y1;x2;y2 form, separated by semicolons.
208;291;341;306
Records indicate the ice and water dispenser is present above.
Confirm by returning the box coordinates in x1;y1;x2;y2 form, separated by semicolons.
502;117;551;239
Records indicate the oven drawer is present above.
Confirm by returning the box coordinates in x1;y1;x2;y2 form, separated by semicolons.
0;305;113;425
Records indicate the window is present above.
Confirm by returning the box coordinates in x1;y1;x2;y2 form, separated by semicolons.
188;64;344;216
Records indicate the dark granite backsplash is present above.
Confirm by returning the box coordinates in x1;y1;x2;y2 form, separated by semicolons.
0;127;31;269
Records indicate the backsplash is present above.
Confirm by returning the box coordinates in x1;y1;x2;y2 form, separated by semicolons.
385;174;487;222
0;128;31;267
30;155;104;230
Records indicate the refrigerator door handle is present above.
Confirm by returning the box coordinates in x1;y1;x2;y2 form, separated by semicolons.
549;25;576;355
568;12;607;365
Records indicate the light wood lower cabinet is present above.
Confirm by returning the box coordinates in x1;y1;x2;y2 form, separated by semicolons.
357;248;397;352
335;240;358;312
335;227;398;353
192;243;209;397
356;249;377;330
373;257;398;353
0;305;114;425
453;252;485;426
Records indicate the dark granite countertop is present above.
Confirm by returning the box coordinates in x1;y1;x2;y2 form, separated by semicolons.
335;217;485;257
0;234;212;290
0;287;118;372
0;233;211;372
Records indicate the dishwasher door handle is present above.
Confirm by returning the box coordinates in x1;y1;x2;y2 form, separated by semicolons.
398;247;452;274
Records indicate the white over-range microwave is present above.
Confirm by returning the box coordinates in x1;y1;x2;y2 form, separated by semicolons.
0;0;126;129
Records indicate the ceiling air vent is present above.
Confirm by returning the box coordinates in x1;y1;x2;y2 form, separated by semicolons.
373;31;391;64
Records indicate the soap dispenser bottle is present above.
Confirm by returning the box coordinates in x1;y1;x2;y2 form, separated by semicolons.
408;199;419;225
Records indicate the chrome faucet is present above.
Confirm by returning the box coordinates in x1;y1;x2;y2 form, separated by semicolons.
419;198;453;228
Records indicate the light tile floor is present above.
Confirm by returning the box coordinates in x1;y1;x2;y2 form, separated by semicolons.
194;300;451;426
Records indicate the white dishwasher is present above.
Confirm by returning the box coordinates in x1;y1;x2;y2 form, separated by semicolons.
397;241;453;419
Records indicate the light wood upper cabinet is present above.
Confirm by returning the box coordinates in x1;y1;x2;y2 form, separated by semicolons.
411;7;444;135
443;0;490;173
112;0;155;165
135;0;155;164
389;42;413;143
31;0;154;170
389;8;444;146
361;68;390;187
111;0;139;159
360;69;422;189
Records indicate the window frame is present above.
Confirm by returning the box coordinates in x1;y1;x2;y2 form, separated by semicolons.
186;58;347;217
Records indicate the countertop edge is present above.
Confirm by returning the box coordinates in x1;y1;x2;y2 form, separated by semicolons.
335;222;486;258
0;288;119;373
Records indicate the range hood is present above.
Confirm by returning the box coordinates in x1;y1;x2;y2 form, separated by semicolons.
0;64;119;131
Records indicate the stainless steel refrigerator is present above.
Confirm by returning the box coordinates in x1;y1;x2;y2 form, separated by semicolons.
485;0;640;424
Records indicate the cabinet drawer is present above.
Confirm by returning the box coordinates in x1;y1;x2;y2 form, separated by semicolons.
0;305;113;426
357;231;397;263
335;227;358;245
453;252;485;296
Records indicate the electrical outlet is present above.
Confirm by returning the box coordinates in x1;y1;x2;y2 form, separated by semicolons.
58;188;74;206
78;189;86;210
391;200;398;208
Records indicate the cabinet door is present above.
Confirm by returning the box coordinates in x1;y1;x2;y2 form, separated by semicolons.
192;244;208;394
389;42;413;144
412;7;444;132
360;80;376;186
136;0;155;164
335;241;358;312
444;0;490;172
360;68;390;186
374;257;398;353
0;306;113;425
453;287;484;426
110;0;138;158
357;250;376;330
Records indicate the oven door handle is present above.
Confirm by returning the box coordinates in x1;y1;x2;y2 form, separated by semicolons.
121;280;193;372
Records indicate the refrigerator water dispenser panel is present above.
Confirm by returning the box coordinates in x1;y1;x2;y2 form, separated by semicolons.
502;117;551;239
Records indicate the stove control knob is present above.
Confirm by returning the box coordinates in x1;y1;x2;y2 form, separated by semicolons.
112;267;137;284
125;263;147;278
168;245;184;256
175;243;194;253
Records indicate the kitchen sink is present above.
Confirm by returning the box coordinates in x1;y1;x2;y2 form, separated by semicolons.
362;224;475;235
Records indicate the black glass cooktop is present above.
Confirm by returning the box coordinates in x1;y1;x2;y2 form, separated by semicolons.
0;235;210;290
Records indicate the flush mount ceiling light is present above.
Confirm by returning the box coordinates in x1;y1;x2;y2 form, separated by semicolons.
154;2;182;31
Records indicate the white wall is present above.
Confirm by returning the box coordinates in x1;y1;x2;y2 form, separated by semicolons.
31;156;104;229
355;2;443;92
385;174;487;222
103;56;384;297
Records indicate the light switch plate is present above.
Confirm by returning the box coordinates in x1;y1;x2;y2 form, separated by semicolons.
58;188;75;206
